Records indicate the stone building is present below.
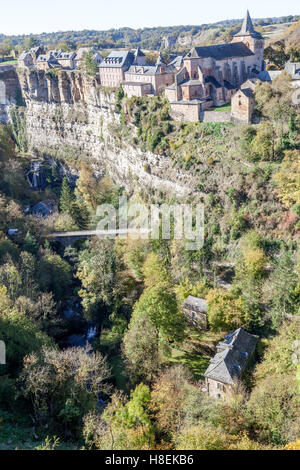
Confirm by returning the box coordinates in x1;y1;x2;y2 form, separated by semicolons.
28;46;45;64
231;79;256;123
56;51;76;69
182;296;207;329
99;50;135;88
204;328;258;399
18;51;34;68
74;47;103;69
166;10;265;122
123;53;176;96
36;53;61;70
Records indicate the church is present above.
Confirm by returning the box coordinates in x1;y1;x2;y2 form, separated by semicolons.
165;10;265;121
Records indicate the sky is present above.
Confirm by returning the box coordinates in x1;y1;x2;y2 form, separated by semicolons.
1;0;299;35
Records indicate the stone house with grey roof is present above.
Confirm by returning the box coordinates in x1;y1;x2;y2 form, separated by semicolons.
166;10;265;121
123;53;176;96
182;295;207;329
99;50;135;88
204;328;258;399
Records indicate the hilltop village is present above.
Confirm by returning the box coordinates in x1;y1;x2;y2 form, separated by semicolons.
16;10;299;124
0;8;299;452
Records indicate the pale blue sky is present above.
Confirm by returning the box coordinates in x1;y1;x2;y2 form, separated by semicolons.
2;0;299;35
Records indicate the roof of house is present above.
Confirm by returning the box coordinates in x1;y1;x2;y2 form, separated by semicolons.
183;296;207;313
57;52;76;60
122;81;151;87
239;87;254;98
205;75;223;88
224;80;236;90
31;200;57;218
285;61;300;79
75;47;97;60
234;10;263;39
126;63;175;75
134;47;145;57
19;51;32;61
257;70;283;82
186;42;254;61
169;55;184;68
204;328;258;385
99;50;135;68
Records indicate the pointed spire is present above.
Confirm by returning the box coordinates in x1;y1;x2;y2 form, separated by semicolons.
156;51;165;66
240;10;255;35
235;10;263;38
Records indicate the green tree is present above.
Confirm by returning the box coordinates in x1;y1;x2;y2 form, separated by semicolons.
59;177;74;214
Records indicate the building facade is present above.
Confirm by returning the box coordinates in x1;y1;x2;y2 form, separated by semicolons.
182;296;207;329
204;328;258;399
123;53;176;96
166;10;265;121
99;50;135;88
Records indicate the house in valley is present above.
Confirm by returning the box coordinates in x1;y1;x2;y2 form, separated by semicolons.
182;296;208;329
204;328;258;399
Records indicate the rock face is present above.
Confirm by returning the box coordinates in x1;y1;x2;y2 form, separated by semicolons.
0;66;22;123
4;68;196;196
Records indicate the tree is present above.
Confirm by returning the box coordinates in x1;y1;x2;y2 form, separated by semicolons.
59;177;74;214
142;252;169;288
38;249;73;300
76;240;120;325
123;309;161;383
206;289;245;331
23;231;39;255
80;50;98;77
83;386;154;450
20;346;111;434
131;283;185;343
251;122;275;161
274;150;300;207
23;36;38;50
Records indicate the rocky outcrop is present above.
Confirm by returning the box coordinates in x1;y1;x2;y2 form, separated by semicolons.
4;68;197;197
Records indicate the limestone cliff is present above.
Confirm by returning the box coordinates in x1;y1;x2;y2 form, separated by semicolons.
7;68;196;197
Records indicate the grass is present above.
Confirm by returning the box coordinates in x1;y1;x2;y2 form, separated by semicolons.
0;59;17;66
167;327;224;381
211;103;232;112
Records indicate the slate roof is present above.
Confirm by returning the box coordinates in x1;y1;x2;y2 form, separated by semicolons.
19;51;32;61
183;296;207;313
205;75;222;88
204;328;258;385
134;47;145;57
126;63;175;75
285;62;300;79
224;80;236;90
186;42;254;61
31;200;57;218
169;55;184;68
235;10;263;39
57;52;76;60
240;87;254;98
99;50;135;68
257;70;282;82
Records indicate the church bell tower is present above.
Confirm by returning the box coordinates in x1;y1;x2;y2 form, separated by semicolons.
232;10;265;72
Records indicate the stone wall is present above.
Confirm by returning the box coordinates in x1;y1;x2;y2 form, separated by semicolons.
170;101;201;122
200;110;232;123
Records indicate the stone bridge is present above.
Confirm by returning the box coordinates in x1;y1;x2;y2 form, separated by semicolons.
47;228;149;247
